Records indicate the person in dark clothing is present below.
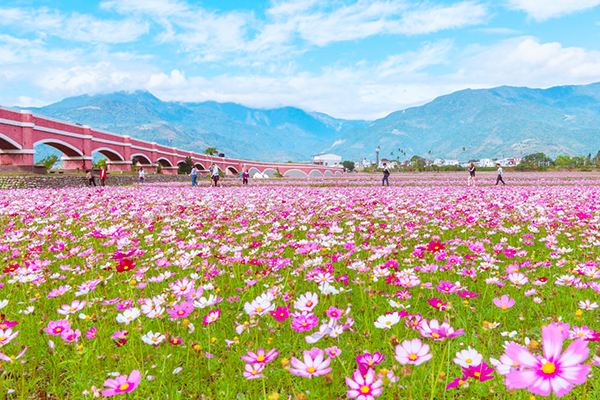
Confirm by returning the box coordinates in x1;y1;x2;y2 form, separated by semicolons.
86;170;97;187
242;170;249;186
495;163;506;185
467;163;476;186
382;163;390;187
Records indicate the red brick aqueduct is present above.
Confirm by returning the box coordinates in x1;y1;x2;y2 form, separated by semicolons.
0;105;343;178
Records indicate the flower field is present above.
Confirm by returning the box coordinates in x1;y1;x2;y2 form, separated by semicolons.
1;180;600;399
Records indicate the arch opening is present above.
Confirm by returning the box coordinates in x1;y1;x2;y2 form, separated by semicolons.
131;153;152;166
283;169;309;178
33;139;83;158
92;147;124;162
324;170;334;177
226;166;239;176
309;170;324;178
157;157;174;167
263;168;277;178
0;133;21;150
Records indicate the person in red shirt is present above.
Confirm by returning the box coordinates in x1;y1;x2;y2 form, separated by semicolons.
100;166;107;186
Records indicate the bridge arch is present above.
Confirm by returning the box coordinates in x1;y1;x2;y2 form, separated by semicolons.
131;153;152;165
324;170;334;177
283;169;309;178
248;167;260;176
263;168;277;178
334;171;342;176
0;133;21;150
33;139;83;157
226;166;239;176
92;147;124;161
309;170;324;178
156;157;174;167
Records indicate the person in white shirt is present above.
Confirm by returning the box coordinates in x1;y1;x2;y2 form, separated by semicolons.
190;166;198;187
138;168;145;183
210;164;220;187
495;164;505;186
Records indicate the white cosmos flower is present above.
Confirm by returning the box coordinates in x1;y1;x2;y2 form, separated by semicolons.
141;331;165;346
116;308;141;325
453;347;483;368
374;313;401;329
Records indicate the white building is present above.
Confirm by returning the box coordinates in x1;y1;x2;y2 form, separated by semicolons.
477;158;495;168
312;153;342;166
433;159;460;167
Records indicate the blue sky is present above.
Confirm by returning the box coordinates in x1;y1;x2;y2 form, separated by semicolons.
1;0;600;119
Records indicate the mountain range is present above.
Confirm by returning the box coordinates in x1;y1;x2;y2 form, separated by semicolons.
22;81;600;163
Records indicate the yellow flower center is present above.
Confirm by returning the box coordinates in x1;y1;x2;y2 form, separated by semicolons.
181;287;186;291
257;355;265;362
436;303;441;307
432;333;440;338
0;337;5;342
307;302;312;307
502;305;507;310
56;328;62;333
256;307;263;313
69;307;75;311
178;311;184;315
331;350;336;355
307;367;316;373
466;359;472;363
360;386;370;394
474;372;481;378
542;362;556;375
386;321;391;325
409;354;418;361
119;383;130;391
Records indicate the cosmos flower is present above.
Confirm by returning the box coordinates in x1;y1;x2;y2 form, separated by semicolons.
357;352;385;368
242;363;265;379
453;347;483;368
346;368;384;400
269;305;290;322
419;319;465;341
493;295;515;310
294;292;319;312
203;309;221;325
44;319;71;336
0;328;19;347
240;348;280;364
394;338;433;366
116;308;141;325
57;300;86;315
101;370;141;397
290;348;332;378
503;323;591;397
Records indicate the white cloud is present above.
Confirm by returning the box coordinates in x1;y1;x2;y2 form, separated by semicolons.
15;96;47;108
0;6;148;43
507;0;600;21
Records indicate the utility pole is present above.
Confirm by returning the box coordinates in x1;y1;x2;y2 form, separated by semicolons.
376;146;380;168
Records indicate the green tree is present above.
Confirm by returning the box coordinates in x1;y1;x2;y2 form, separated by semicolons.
521;153;554;167
178;157;194;174
410;155;427;170
341;160;355;172
93;158;107;169
35;155;59;171
204;147;218;156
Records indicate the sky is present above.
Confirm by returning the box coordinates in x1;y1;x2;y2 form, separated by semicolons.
1;0;600;120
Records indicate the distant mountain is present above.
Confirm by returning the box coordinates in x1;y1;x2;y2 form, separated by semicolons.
26;91;365;162
330;82;600;161
23;82;600;164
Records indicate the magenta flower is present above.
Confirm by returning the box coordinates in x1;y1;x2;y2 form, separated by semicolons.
269;306;290;322
101;370;141;397
465;362;494;382
202;309;221;325
419;319;464;341
346;368;384;399
394;338;433;366
240;348;280;364
357;352;385;368
167;301;194;320
60;329;81;343
44;319;71;336
457;290;480;299
427;240;445;253
291;311;319;332
493;295;515;310
436;280;458;293
427;297;449;311
326;306;343;320
504;323;591;397
325;346;342;358
85;327;97;339
290;348;332;378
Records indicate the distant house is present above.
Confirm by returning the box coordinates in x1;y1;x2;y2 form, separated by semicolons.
312;153;342;166
477;158;495;168
433;159;460;167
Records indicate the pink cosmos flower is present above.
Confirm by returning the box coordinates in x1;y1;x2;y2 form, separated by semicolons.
170;277;194;297
57;300;86;315
269;305;290;322
325;346;342;358
405;314;424;330
0;347;27;363
419;319;464;341
85;327;97;339
427;297;449;311
101;370;141;397
294;292;319;312
47;285;71;298
504;323;591;397
240;348;280;364
60;329;81;343
167;301;194;320
115;299;133;311
357;352;385;368
290;348;332;378
346;368;384;400
493;295;515;310
508;272;529;286
326;306;343;320
242;363;265;379
0;328;19;347
427;240;445;253
44;319;71;336
394;338;433;366
203;309;221;325
457;290;480;299
291;311;319;332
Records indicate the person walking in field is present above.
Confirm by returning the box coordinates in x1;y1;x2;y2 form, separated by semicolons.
382;163;390;187
210;163;220;187
100;166;107;186
138;167;145;184
495;163;506;186
242;169;249;186
86;170;97;187
467;163;476;186
190;165;198;187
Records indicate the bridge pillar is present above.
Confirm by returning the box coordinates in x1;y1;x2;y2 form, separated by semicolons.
161;167;178;175
107;161;132;173
0;110;35;166
63;157;93;171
